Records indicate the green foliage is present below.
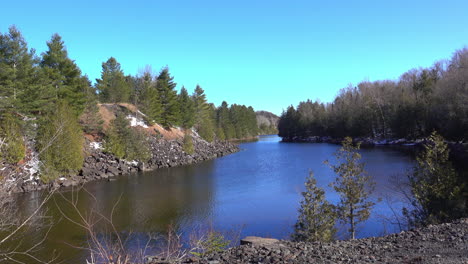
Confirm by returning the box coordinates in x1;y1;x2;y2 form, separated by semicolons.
191;231;230;257
104;113;151;162
40;34;88;115
404;132;464;227
183;131;194;155
37;101;84;182
156;67;180;128
214;101;258;140
178;86;195;129
327;137;376;239
293;171;336;242
96;57;131;103
0;113;25;163
0;26;55;115
192;85;215;141
138;71;162;124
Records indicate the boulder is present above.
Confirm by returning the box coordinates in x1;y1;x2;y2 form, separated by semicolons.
240;236;279;246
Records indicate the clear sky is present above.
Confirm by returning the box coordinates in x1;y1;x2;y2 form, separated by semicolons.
2;0;468;115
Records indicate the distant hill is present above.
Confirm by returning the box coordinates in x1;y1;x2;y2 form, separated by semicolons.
256;111;279;135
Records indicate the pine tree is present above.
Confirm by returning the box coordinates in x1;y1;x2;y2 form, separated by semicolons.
178;86;195;129
37;100;84;182
96;57;130;103
156;67;179;127
216;101;235;140
293;171;336;242
326;137;376;239
138;71;162;123
192;85;210;125
404;132;464;227
0;26;53;114
40;34;87;115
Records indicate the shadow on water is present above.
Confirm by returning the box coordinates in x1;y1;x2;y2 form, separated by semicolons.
12;135;416;262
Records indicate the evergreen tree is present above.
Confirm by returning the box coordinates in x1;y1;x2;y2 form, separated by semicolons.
96;57;130;103
104;113;151;162
216;101;235;139
293;171;336;242
138;71;162;123
404;132;464;227
0;26;53;114
37;100;84;182
192;85;210;125
326;137;376;239
178;86;195;129
40;34;87;115
156;67;179;127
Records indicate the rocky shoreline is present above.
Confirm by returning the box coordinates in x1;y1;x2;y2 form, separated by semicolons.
152;218;468;264
1;134;239;193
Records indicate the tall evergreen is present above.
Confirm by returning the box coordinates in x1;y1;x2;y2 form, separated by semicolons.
96;57;130;103
156;67;179;128
216;101;235;139
40;34;87;115
326;137;376;239
138;71;162;123
192;85;214;141
0;26;52;114
178;86;195;129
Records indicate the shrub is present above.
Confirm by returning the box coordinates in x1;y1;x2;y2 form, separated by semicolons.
37;101;84;182
0;113;26;164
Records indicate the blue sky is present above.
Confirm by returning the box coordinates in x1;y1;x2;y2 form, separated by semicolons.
2;0;468;115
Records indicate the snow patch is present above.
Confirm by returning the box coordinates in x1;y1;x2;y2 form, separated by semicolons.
59;177;66;181
90;141;103;150
127;115;149;128
128;160;139;166
26;152;40;178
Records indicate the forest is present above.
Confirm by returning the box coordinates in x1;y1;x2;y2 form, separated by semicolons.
278;47;468;141
0;26;259;181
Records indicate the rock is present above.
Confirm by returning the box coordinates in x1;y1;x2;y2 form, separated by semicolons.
240;236;279;246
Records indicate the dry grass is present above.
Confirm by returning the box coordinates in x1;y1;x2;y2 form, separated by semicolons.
97;103;185;140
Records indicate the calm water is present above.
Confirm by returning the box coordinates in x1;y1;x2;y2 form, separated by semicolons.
16;135;415;262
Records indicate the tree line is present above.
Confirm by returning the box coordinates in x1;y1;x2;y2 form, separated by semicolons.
0;25;258;182
278;47;468;141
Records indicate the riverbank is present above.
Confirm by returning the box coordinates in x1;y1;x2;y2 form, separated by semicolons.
1;133;239;193
281;136;468;164
151;218;468;264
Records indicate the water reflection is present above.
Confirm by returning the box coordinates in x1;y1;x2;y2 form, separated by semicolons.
13;135;415;262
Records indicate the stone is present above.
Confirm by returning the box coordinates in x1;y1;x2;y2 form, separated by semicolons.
240;236;279;246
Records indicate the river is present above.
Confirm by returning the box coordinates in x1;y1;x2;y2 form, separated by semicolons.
14;135;415;262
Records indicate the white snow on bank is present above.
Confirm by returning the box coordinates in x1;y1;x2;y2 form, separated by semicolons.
90;141;103;150
127;160;139;166
127;115;149;128
25;152;40;179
